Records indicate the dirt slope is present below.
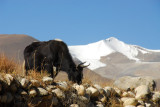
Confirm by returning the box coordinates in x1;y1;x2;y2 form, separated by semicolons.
0;34;38;62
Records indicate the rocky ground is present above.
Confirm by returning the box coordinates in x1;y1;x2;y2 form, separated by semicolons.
0;73;159;107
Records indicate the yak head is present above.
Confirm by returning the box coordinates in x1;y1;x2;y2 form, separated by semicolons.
69;62;90;84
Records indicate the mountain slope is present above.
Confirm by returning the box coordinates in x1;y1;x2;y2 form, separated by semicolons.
0;34;38;62
69;37;160;70
69;37;160;81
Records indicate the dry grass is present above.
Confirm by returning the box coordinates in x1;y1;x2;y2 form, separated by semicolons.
26;70;50;83
0;54;17;73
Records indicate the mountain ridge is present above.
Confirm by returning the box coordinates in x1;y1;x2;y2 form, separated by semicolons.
69;37;160;70
69;37;160;82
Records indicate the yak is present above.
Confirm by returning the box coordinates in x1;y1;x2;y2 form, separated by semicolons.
23;39;89;84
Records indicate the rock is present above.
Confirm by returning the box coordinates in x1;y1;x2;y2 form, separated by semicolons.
135;85;150;100
98;95;107;103
0;75;3;81
86;89;92;96
145;101;155;107
121;97;130;102
145;102;152;107
42;76;53;85
114;76;156;91
20;78;29;88
152;92;160;102
113;97;121;104
29;89;37;97
20;90;28;96
128;91;135;97
122;91;135;97
0;74;159;107
103;88;111;97
79;96;90;103
30;79;40;87
37;87;48;96
70;104;79;107
52;88;65;99
86;87;99;97
114;87;122;96
83;83;90;88
4;74;14;85
46;85;56;92
94;84;104;94
77;85;85;96
125;106;136;107
122;92;128;97
72;83;78;87
57;81;69;91
96;102;104;107
138;100;145;106
73;84;85;96
71;93;78;98
123;98;138;106
137;105;145;107
51;96;58;106
103;86;116;97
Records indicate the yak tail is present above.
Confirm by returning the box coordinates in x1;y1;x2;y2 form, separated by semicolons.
22;60;26;76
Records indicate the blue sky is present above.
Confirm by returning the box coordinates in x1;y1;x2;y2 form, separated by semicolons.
0;0;160;49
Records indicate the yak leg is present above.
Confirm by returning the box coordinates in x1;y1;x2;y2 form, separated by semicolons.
45;64;54;78
23;60;28;76
24;59;32;76
53;66;61;77
53;66;57;77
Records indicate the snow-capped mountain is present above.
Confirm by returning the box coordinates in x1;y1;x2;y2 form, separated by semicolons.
69;37;160;70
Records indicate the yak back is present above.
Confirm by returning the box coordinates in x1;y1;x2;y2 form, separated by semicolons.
48;40;76;71
24;40;76;72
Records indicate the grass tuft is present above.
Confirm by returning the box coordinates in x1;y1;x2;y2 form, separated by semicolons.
0;54;17;73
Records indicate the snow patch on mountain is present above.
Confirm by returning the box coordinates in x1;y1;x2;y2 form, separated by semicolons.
69;37;157;70
69;40;111;70
134;45;160;53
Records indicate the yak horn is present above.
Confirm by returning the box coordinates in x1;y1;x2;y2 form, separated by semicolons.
78;62;90;68
79;62;86;66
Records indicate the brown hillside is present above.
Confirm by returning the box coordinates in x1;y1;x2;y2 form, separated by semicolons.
0;34;38;62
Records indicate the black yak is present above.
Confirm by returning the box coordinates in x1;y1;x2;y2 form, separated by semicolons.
24;39;89;84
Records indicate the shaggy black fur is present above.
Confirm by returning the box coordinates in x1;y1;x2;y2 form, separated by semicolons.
24;40;84;84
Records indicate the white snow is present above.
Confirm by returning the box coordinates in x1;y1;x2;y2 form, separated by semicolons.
133;45;160;53
69;39;114;70
144;48;160;52
69;37;159;70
